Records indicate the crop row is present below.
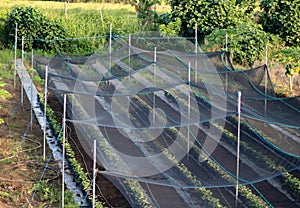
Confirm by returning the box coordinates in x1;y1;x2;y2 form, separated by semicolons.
229;116;300;202
38;93;102;207
212;116;300;202
67;94;153;207
132;91;273;207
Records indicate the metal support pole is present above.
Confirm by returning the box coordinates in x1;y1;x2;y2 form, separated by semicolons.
264;45;268;115
187;62;191;160
31;49;34;70
195;23;198;85
195;23;198;53
109;23;112;55
92;139;97;208
21;36;24;65
64;0;68;19
235;91;242;208
225;71;228;94
20;36;25;102
225;33;228;52
128;34;131;87
153;47;156;123
43;66;49;161
62;94;67;208
30;79;33;131
14;24;18;88
109;23;112;70
225;33;229;93
21;83;24;105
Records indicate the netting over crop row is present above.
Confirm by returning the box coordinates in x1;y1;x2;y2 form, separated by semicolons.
29;33;300;207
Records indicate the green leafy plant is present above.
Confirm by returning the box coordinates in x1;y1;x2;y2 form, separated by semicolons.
130;0;160;30
3;6;66;52
271;47;300;90
159;17;181;36
0;81;11;125
38;93;103;207
259;0;300;46
167;0;241;39
205;21;268;67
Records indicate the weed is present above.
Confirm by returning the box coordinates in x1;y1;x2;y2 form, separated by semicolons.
0;190;13;199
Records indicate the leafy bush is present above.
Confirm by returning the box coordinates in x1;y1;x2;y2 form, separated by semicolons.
159;17;181;36
167;0;241;39
3;6;66;52
130;0;160;30
205;21;269;67
271;47;300;76
260;0;300;46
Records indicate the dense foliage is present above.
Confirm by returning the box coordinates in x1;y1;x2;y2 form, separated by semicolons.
38;0;131;3
205;22;269;67
3;6;66;52
167;0;241;39
260;0;300;46
130;0;160;30
272;47;300;76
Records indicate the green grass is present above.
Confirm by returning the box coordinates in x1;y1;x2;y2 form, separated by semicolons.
0;1;170;55
0;1;170;37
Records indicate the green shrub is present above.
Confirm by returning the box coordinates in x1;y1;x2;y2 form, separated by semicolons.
3;6;66;52
130;0;160;31
260;0;300;46
167;0;241;39
205;21;268;67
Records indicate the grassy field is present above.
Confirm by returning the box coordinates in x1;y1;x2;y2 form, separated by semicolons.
0;1;170;55
0;0;170;37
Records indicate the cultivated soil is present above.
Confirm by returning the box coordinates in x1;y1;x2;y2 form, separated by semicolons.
0;61;299;207
0;79;62;208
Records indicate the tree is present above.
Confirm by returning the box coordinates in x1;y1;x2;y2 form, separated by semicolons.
130;0;160;30
260;0;300;46
167;0;241;39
